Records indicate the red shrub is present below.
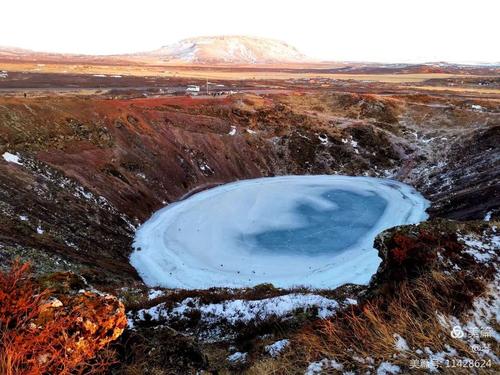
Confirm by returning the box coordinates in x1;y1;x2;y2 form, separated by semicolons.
0;262;126;375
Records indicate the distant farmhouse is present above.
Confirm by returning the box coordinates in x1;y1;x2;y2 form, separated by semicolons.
185;85;200;94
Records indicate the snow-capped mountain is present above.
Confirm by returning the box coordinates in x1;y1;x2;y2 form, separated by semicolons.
144;36;310;64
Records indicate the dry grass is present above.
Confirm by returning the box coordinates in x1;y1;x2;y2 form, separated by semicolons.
0;61;476;82
283;270;497;374
244;358;295;375
300;277;475;363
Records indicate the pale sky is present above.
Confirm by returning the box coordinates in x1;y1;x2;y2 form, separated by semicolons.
1;0;498;63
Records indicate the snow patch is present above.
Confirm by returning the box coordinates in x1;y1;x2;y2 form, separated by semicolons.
305;358;343;374
129;293;339;330
147;289;165;300
227;351;247;363
264;339;289;357
2;152;23;165
459;232;498;263
394;334;409;351
437;278;500;364
198;161;213;174
318;134;328;145
376;361;400;375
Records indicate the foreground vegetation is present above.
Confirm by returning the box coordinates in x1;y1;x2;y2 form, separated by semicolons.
0;262;126;374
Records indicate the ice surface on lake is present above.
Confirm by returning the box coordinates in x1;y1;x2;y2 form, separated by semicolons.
131;176;429;289
250;190;387;256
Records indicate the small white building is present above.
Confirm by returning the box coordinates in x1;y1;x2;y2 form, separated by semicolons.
186;85;200;93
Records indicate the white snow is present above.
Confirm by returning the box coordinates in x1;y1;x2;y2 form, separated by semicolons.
19;215;28;221
147;289;164;300
198;161;213;173
318;134;328;145
305;361;324;374
437;277;500;364
131;176;429;289
394;334;409;351
377;361;400;375
305;358;343;374
130;293;339;329
265;339;289;357
484;211;492;221
228;126;237;136
36;226;44;235
227;351;247;363
459;232;498;263
2;152;22;165
75;186;93;200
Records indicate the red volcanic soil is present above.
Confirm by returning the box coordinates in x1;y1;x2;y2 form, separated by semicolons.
0;95;266;220
0;91;497;286
0;94;270;285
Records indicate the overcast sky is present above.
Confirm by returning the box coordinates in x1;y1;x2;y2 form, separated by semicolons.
1;0;498;63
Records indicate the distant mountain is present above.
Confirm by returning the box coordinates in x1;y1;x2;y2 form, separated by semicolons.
0;40;498;73
0;46;37;57
141;36;311;64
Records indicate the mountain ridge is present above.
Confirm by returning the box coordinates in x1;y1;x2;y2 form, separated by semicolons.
143;35;311;64
0;37;499;69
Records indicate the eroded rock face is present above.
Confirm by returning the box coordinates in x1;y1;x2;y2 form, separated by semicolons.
368;220;498;304
423;125;500;220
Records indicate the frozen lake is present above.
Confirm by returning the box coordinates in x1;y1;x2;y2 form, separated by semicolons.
131;176;429;289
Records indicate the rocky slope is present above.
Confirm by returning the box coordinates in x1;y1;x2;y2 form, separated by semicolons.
0;89;498;373
0;92;498;284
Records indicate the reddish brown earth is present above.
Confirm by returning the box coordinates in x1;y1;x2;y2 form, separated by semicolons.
0;64;498;374
0;89;498;289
